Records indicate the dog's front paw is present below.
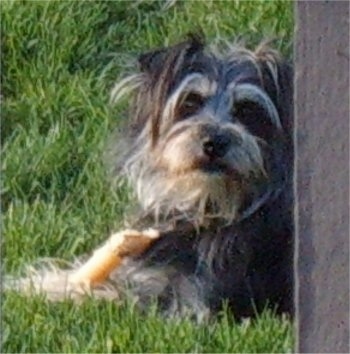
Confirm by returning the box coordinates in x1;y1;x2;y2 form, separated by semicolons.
69;229;160;287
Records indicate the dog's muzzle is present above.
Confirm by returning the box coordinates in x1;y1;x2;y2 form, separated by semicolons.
159;119;263;180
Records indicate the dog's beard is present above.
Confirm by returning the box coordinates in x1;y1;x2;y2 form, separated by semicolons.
137;168;242;224
126;160;242;225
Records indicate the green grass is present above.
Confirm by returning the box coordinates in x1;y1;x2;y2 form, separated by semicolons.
2;1;294;352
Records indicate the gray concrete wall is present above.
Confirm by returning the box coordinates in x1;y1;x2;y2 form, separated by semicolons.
295;1;349;352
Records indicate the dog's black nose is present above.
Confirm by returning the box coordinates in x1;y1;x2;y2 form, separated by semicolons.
202;133;231;158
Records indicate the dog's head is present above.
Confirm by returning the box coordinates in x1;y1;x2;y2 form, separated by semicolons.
109;34;293;225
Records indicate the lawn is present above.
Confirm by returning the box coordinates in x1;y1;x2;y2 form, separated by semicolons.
1;1;294;352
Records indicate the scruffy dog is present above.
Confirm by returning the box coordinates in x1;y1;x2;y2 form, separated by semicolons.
6;34;294;320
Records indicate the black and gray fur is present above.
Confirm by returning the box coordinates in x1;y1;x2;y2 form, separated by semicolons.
108;34;294;319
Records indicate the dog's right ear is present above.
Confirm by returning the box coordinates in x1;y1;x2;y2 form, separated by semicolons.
138;48;168;74
138;33;205;75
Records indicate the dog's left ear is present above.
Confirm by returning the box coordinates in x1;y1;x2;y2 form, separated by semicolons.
138;33;205;75
255;44;294;135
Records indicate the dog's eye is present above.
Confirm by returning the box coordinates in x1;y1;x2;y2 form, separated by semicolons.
232;100;274;139
177;92;204;119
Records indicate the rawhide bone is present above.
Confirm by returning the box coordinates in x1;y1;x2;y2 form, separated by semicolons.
69;229;160;286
